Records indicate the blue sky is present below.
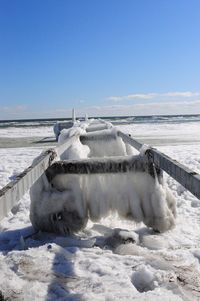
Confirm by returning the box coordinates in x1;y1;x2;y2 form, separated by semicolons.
0;0;200;119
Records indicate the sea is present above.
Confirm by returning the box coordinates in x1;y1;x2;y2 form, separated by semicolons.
1;114;200;148
1;114;200;128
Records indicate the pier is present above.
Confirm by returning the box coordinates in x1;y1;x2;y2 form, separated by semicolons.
0;119;200;222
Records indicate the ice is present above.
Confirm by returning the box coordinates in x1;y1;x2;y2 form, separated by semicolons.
141;234;169;250
0;147;43;189
85;136;127;157
119;121;200;146
30;132;176;234
1;120;200;300
58;127;90;160
131;265;156;292
139;144;151;156
0;126;53;138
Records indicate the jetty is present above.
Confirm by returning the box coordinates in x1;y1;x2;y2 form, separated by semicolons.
0;115;200;223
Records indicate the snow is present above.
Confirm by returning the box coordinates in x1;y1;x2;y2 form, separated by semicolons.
0;147;44;189
58;127;90;160
1;121;200;300
0;126;53;138
120;122;200;146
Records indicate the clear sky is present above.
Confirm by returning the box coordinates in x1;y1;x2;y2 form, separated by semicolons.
0;0;200;119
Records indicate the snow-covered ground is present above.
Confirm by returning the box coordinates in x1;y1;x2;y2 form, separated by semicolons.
0;126;53;138
120;122;200;145
1;122;200;300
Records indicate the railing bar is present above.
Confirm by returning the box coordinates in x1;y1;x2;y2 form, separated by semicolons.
117;131;143;150
149;148;200;199
117;130;200;200
45;155;157;182
0;136;76;221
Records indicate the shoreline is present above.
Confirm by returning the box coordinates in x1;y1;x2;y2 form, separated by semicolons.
1;136;200;148
0;136;57;148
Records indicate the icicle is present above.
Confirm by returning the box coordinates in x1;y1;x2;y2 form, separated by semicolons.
20;235;26;250
152;162;159;186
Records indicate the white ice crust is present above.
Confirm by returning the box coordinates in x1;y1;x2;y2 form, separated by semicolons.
1;121;200;300
30;126;176;235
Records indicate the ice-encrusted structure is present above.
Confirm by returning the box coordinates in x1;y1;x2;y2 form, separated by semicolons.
30;127;176;235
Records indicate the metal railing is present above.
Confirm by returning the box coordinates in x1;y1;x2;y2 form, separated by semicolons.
0;136;76;221
117;130;200;200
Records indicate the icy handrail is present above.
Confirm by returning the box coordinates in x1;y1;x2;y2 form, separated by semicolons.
117;130;200;200
45;155;162;183
0;135;77;221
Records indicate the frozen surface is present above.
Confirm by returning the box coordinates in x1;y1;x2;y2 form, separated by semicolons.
0;126;53;138
0;147;44;189
119;122;200;145
1;122;200;300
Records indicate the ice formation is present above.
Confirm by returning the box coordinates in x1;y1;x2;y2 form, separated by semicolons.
2;119;200;301
30;127;176;235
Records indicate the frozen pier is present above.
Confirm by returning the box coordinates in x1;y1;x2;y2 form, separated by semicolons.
0;118;200;224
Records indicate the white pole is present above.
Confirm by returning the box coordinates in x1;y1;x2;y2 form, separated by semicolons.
72;108;76;123
85;113;88;121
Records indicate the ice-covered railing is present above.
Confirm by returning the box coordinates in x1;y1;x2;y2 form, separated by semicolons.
118;131;200;200
81;128;200;200
30;127;177;234
0;120;111;220
53;112;110;140
0;120;200;225
0;135;78;221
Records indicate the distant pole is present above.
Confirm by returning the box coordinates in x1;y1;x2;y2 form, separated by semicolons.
85;113;88;121
72;108;76;123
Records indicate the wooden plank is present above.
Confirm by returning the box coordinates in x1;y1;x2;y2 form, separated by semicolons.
0;136;76;221
45;155;162;182
118;130;200;200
